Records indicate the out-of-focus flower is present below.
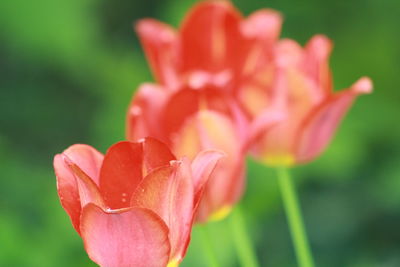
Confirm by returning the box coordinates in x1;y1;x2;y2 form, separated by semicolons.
241;35;373;166
136;0;282;92
53;138;222;267
131;0;283;222
126;82;282;222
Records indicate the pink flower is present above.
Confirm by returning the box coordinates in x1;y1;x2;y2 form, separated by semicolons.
241;35;373;166
53;138;222;267
127;82;282;222
130;0;284;221
126;83;260;222
136;0;282;92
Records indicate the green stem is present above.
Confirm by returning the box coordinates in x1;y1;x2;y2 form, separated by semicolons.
277;167;315;267
199;224;220;267
230;206;260;267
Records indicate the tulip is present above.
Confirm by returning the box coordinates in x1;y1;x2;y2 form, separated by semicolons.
130;1;283;223
135;0;282;92
241;35;373;166
53;138;222;267
127;84;242;222
127;80;283;222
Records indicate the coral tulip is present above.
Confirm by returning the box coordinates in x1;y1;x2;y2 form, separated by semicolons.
241;35;373;166
126;82;282;222
136;0;282;92
53;138;222;267
131;0;283;222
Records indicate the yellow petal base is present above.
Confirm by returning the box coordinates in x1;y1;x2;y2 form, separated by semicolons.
263;154;295;167
209;205;232;222
167;258;180;267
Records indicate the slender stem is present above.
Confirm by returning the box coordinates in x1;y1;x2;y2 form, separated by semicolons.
230;206;260;267
199;224;220;267
277;167;315;267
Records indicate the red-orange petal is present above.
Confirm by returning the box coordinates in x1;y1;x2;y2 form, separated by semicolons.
295;77;373;163
130;159;194;262
180;0;243;72
99;139;177;210
163;88;200;136
99;141;144;209
80;203;170;267
141;137;177;175
162;86;237;140
136;19;179;87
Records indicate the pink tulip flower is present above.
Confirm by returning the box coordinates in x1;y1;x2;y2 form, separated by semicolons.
136;0;282;93
241;35;373;166
54;138;222;267
130;0;283;222
127;81;282;222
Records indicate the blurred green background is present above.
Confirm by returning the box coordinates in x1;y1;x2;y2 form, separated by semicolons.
1;0;399;266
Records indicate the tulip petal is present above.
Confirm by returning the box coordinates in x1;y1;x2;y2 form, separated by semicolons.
131;160;194;262
190;150;225;207
136;19;179;88
180;0;242;72
174;109;245;222
58;144;103;184
162;87;241;163
126;83;168;142
99;138;178;210
54;154;82;233
53;145;104;233
244;109;286;152
63;155;106;208
296;77;373;163
80;204;170;267
141;137;177;175
242;9;282;42
163;88;200;137
99;141;144;209
240;9;282;76
196;156;246;223
304;35;333;93
276;39;304;68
